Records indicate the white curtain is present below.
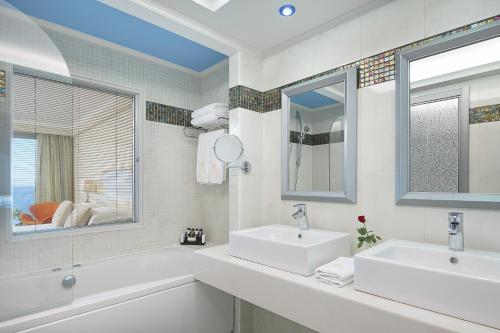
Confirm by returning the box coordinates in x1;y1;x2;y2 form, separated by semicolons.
35;133;73;203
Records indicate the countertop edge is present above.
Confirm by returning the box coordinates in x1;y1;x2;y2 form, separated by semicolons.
194;245;499;333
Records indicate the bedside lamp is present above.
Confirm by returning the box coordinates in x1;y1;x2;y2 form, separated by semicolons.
83;180;98;203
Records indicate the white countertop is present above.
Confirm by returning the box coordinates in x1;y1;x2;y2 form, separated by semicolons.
194;245;500;333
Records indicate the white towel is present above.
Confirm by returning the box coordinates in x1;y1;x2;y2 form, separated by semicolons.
196;130;226;185
196;132;211;184
316;275;354;287
192;103;229;119
315;257;354;287
191;113;221;127
208;129;226;184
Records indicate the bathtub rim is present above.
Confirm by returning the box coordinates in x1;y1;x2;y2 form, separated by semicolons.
0;245;202;333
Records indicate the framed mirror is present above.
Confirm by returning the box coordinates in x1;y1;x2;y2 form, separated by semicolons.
281;67;357;202
396;21;500;208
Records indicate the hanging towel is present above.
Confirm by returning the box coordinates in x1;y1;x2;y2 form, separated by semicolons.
196;132;211;184
192;103;229;119
208;129;227;184
314;257;354;287
197;130;227;185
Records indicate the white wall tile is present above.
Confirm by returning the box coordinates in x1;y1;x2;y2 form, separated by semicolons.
424;0;500;37
229;51;263;91
358;82;396;173
262;111;281;177
200;64;229;107
262;0;498;91
360;0;425;58
311;18;362;77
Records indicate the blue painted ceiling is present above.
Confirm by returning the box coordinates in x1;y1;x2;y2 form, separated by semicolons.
5;0;227;72
291;91;338;109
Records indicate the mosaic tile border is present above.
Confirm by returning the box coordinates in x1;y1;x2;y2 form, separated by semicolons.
290;131;312;145
145;101;192;126
0;70;5;97
470;104;500;124
229;85;262;112
229;15;500;113
290;130;344;146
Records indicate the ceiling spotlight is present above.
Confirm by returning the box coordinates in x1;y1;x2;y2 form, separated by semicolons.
279;4;296;17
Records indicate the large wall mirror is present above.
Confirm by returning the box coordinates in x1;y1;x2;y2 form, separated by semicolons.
281;68;357;202
396;22;500;208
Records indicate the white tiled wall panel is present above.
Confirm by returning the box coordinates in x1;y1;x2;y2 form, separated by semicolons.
241;1;500;331
0;25;229;276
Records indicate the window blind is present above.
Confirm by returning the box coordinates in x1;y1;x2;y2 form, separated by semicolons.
12;73;135;228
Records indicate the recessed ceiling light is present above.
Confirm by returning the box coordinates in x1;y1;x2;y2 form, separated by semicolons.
279;4;296;17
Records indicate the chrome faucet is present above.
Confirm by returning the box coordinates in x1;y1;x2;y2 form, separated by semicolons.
448;212;464;251
292;203;309;231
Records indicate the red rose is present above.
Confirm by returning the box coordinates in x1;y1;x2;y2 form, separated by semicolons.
357;215;366;223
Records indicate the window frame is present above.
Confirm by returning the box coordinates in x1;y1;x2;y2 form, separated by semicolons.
6;69;144;241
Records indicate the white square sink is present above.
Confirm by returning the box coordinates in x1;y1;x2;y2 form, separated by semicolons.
354;240;500;329
229;224;351;276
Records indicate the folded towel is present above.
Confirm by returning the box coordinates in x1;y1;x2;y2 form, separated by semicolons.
315;257;354;287
196;132;211;184
191;113;221;128
192;103;229;118
316;275;354;287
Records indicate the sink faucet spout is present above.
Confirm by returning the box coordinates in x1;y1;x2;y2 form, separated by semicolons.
292;204;309;231
448;212;464;251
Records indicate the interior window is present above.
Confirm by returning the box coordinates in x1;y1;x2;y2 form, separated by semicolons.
11;72;136;235
11;135;37;228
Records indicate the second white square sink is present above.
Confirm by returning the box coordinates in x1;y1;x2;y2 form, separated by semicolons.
354;240;500;329
229;224;351;276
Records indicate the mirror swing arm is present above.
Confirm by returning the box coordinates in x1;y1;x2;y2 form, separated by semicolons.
395;21;500;208
231;160;251;174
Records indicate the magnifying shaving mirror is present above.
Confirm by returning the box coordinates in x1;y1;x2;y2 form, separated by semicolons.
213;134;251;174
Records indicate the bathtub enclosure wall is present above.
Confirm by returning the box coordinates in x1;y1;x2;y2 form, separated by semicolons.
0;248;233;333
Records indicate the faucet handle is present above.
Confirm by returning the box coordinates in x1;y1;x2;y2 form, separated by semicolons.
293;203;306;210
448;222;459;235
448;212;463;223
448;212;463;234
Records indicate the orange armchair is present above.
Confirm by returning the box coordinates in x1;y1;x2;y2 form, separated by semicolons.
19;202;60;225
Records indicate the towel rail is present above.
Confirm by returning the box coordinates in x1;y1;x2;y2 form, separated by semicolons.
183;116;229;138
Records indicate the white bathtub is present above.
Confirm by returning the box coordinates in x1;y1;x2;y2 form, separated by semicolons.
0;247;233;333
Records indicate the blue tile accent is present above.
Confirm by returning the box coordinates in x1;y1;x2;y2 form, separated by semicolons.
290;90;338;109
6;0;227;72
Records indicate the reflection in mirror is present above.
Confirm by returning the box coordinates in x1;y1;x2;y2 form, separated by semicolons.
10;71;135;234
409;35;500;194
282;67;357;203
214;134;244;163
288;81;345;192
